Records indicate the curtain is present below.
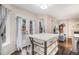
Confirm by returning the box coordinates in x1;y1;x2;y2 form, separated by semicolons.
16;17;23;49
0;4;1;55
0;5;8;54
1;6;9;43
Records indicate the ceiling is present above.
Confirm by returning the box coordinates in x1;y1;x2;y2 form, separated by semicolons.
13;4;79;20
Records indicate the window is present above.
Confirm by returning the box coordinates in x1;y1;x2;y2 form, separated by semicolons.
22;19;26;33
16;16;30;47
30;20;33;34
22;19;27;42
39;21;42;33
39;19;45;33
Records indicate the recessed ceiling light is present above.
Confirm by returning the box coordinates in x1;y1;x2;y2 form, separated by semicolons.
36;4;52;9
40;4;48;9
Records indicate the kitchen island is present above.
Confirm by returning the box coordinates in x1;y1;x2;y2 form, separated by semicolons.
29;33;58;55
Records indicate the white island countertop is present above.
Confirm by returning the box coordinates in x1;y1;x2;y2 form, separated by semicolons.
29;33;59;41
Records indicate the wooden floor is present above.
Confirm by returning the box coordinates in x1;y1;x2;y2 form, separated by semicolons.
58;38;72;49
56;38;79;55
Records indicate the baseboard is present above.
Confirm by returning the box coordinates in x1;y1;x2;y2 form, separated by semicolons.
8;49;17;55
